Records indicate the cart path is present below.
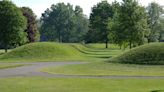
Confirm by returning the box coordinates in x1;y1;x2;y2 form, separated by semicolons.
0;62;164;79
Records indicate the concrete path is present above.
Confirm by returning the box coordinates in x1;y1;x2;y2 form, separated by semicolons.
0;62;164;79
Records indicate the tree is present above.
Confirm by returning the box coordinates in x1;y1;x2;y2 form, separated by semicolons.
87;0;113;48
147;2;164;42
71;6;89;42
40;3;88;43
158;17;164;41
108;1;127;49
21;7;40;43
118;0;149;49
0;0;27;52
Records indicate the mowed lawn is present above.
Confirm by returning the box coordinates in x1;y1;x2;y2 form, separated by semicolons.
42;62;164;76
0;78;164;92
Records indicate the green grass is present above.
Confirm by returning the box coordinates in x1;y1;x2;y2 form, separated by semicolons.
71;43;122;59
85;43;120;49
0;64;25;69
110;43;164;65
42;61;164;76
0;42;90;62
0;77;164;92
0;42;121;62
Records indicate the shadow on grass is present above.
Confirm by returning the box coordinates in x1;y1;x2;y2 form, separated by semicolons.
151;90;164;92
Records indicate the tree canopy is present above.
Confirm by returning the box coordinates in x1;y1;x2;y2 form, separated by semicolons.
40;3;88;43
117;0;149;49
86;0;113;48
147;2;164;42
0;0;27;52
21;7;40;43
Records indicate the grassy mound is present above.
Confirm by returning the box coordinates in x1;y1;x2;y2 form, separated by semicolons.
0;42;122;62
110;43;164;65
0;42;87;62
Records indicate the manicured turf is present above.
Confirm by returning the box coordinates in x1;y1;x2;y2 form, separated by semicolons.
0;64;25;69
0;42;89;62
0;78;164;92
85;43;120;49
42;62;164;76
111;43;164;65
0;42;121;62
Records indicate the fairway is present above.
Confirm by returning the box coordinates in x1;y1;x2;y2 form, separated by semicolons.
42;62;164;76
0;78;164;92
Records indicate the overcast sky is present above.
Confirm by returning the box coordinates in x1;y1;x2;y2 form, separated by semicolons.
12;0;164;18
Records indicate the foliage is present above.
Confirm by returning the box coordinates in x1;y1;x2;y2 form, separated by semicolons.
115;0;149;49
0;0;27;52
21;7;40;42
111;43;164;65
40;3;88;42
147;2;164;42
86;0;113;48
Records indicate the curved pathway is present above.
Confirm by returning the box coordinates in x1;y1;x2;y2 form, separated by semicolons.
0;62;164;79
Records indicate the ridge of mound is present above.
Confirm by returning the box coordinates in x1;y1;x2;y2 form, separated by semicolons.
0;42;84;61
110;43;164;65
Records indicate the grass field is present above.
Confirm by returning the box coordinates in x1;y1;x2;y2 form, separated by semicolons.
0;77;164;92
42;61;164;76
0;64;25;69
0;43;164;92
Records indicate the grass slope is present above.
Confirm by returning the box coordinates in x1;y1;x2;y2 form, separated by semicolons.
0;78;164;92
110;43;164;65
0;42;87;62
0;42;121;62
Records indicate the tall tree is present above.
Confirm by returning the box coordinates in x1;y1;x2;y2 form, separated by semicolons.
71;6;89;42
21;7;40;42
87;0;113;48
118;0;149;49
159;17;164;41
40;3;88;43
147;2;164;42
0;0;27;52
108;1;126;49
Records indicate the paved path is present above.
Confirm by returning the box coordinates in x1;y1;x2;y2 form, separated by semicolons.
0;62;164;79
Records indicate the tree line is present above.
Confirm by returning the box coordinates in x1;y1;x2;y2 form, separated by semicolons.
0;0;164;52
40;0;164;48
86;0;164;48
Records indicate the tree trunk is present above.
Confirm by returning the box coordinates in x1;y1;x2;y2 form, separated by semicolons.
129;41;132;49
5;45;8;53
5;49;7;53
105;39;108;48
58;31;62;43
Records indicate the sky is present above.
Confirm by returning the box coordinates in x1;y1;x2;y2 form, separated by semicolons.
12;0;164;18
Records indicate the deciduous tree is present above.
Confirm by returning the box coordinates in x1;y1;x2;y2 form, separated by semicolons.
0;0;27;52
